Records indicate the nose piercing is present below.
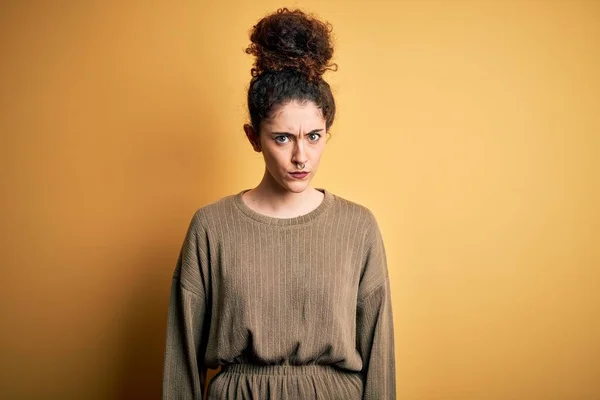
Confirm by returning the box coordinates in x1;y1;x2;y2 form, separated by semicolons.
296;162;305;169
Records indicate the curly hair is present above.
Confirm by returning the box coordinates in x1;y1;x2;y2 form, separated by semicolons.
245;8;337;134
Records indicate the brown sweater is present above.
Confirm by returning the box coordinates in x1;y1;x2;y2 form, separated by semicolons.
162;188;396;399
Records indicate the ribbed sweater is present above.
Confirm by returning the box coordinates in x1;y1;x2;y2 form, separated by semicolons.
162;188;396;399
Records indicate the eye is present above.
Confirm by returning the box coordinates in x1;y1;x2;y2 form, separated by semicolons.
308;133;321;142
274;135;289;144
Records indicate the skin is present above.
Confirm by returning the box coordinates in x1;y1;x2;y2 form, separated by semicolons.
242;99;328;218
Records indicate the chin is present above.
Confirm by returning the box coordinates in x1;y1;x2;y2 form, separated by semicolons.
282;179;311;193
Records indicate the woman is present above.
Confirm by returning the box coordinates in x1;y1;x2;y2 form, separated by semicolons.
162;8;396;399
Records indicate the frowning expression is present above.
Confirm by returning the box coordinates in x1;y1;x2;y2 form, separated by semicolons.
245;100;327;193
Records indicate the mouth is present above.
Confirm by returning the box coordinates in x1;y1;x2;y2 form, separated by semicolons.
289;171;310;179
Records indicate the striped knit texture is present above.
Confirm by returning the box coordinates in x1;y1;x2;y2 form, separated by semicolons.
162;188;396;399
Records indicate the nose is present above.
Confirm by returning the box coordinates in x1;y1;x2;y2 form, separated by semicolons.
292;140;307;166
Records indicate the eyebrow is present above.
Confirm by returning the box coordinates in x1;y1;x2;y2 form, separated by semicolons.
270;129;324;136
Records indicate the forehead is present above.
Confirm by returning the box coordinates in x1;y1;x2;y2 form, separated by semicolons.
266;100;325;129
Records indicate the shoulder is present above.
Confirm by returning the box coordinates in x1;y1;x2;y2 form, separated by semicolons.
331;191;385;252
185;192;238;233
331;191;380;230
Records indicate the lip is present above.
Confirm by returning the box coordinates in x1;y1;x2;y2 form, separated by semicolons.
289;172;310;179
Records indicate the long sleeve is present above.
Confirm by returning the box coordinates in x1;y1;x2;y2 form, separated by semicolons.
162;212;211;400
356;217;396;399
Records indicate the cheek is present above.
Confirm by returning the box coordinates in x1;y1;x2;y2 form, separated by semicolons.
262;147;286;168
310;144;325;159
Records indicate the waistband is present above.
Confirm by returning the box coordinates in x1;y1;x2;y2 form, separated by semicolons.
221;364;344;376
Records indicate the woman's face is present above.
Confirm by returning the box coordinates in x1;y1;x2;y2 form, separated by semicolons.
245;100;327;194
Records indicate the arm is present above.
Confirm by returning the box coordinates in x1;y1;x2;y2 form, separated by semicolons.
162;211;211;400
356;217;396;399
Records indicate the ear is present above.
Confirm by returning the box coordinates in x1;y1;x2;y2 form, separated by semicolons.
244;124;262;153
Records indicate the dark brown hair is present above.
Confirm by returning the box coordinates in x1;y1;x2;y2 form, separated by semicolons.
245;8;337;135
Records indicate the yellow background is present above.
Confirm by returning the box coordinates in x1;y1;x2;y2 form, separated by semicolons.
1;1;598;399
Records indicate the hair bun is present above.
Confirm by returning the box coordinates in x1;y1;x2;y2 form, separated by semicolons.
245;8;337;81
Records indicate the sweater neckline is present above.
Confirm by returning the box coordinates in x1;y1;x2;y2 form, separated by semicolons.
233;188;334;226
